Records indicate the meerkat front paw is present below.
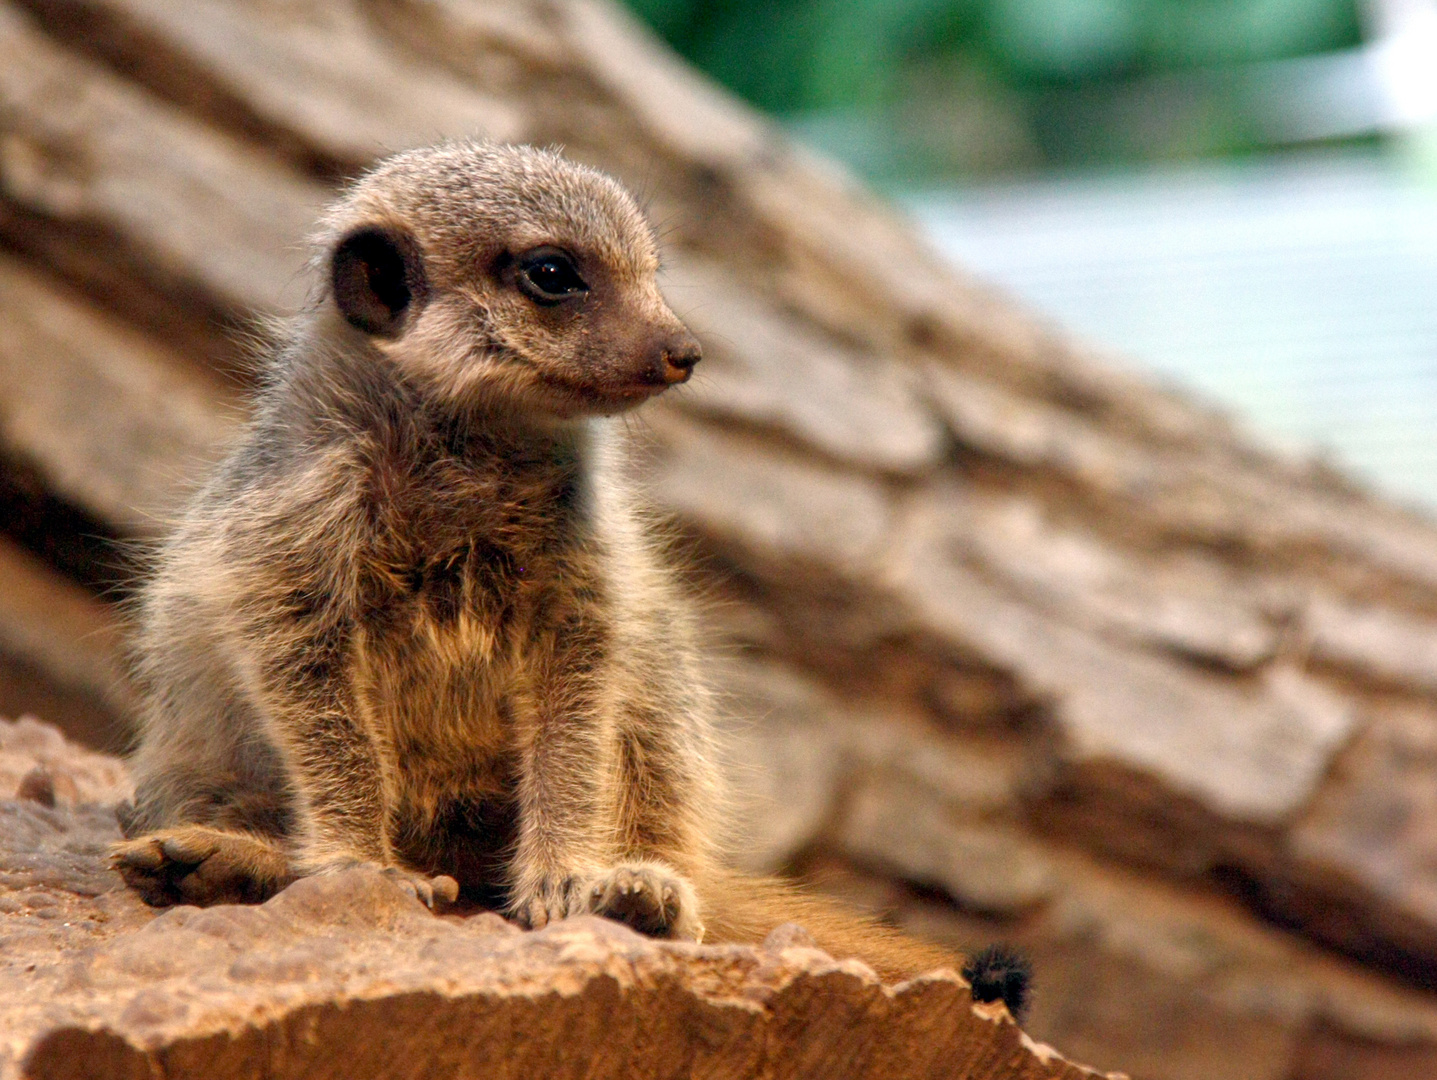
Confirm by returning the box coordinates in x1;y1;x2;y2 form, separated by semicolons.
298;856;459;910
378;865;460;908
111;825;294;906
584;863;704;942
512;874;589;930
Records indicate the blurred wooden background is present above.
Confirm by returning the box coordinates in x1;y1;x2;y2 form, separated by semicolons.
3;2;1437;1076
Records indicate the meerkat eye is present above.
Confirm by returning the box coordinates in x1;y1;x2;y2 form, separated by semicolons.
515;248;588;305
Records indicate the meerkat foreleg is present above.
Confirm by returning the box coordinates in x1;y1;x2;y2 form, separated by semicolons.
603;705;713;942
505;625;703;941
116;602;457;909
505;669;616;928
254;671;459;908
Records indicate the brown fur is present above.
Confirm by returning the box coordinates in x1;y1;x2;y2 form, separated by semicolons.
112;142;965;982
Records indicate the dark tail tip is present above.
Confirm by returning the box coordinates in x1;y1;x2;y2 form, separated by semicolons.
962;944;1032;1022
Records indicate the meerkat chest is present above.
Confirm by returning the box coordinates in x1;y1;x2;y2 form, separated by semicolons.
352;542;586;764
353;593;519;801
354;534;535;714
349;439;599;770
358;465;556;644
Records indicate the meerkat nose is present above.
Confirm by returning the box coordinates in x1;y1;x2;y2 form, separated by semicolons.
658;331;702;385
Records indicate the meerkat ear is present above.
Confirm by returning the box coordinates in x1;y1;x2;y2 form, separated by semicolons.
330;225;430;337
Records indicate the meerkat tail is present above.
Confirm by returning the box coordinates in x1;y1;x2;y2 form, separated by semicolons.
698;867;965;981
962;944;1033;1021
700;868;1033;1016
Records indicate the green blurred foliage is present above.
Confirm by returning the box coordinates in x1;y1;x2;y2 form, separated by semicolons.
625;0;1361;110
622;0;1365;178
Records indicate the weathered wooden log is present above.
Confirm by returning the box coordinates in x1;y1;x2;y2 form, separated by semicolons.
0;538;127;748
4;1;1437;1075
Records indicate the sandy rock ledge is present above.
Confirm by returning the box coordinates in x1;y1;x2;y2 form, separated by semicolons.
0;719;1115;1080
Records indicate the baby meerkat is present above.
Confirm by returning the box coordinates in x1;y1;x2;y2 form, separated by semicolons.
112;142;1027;1007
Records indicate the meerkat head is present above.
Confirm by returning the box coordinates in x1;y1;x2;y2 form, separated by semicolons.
315;142;700;419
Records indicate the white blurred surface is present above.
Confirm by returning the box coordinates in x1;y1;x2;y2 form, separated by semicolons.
908;153;1437;513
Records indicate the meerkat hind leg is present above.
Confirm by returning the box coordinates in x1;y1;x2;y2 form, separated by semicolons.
586;862;703;941
113;828;460;910
111;825;293;907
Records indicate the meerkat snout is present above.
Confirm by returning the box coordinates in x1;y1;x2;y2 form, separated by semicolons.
657;329;702;385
